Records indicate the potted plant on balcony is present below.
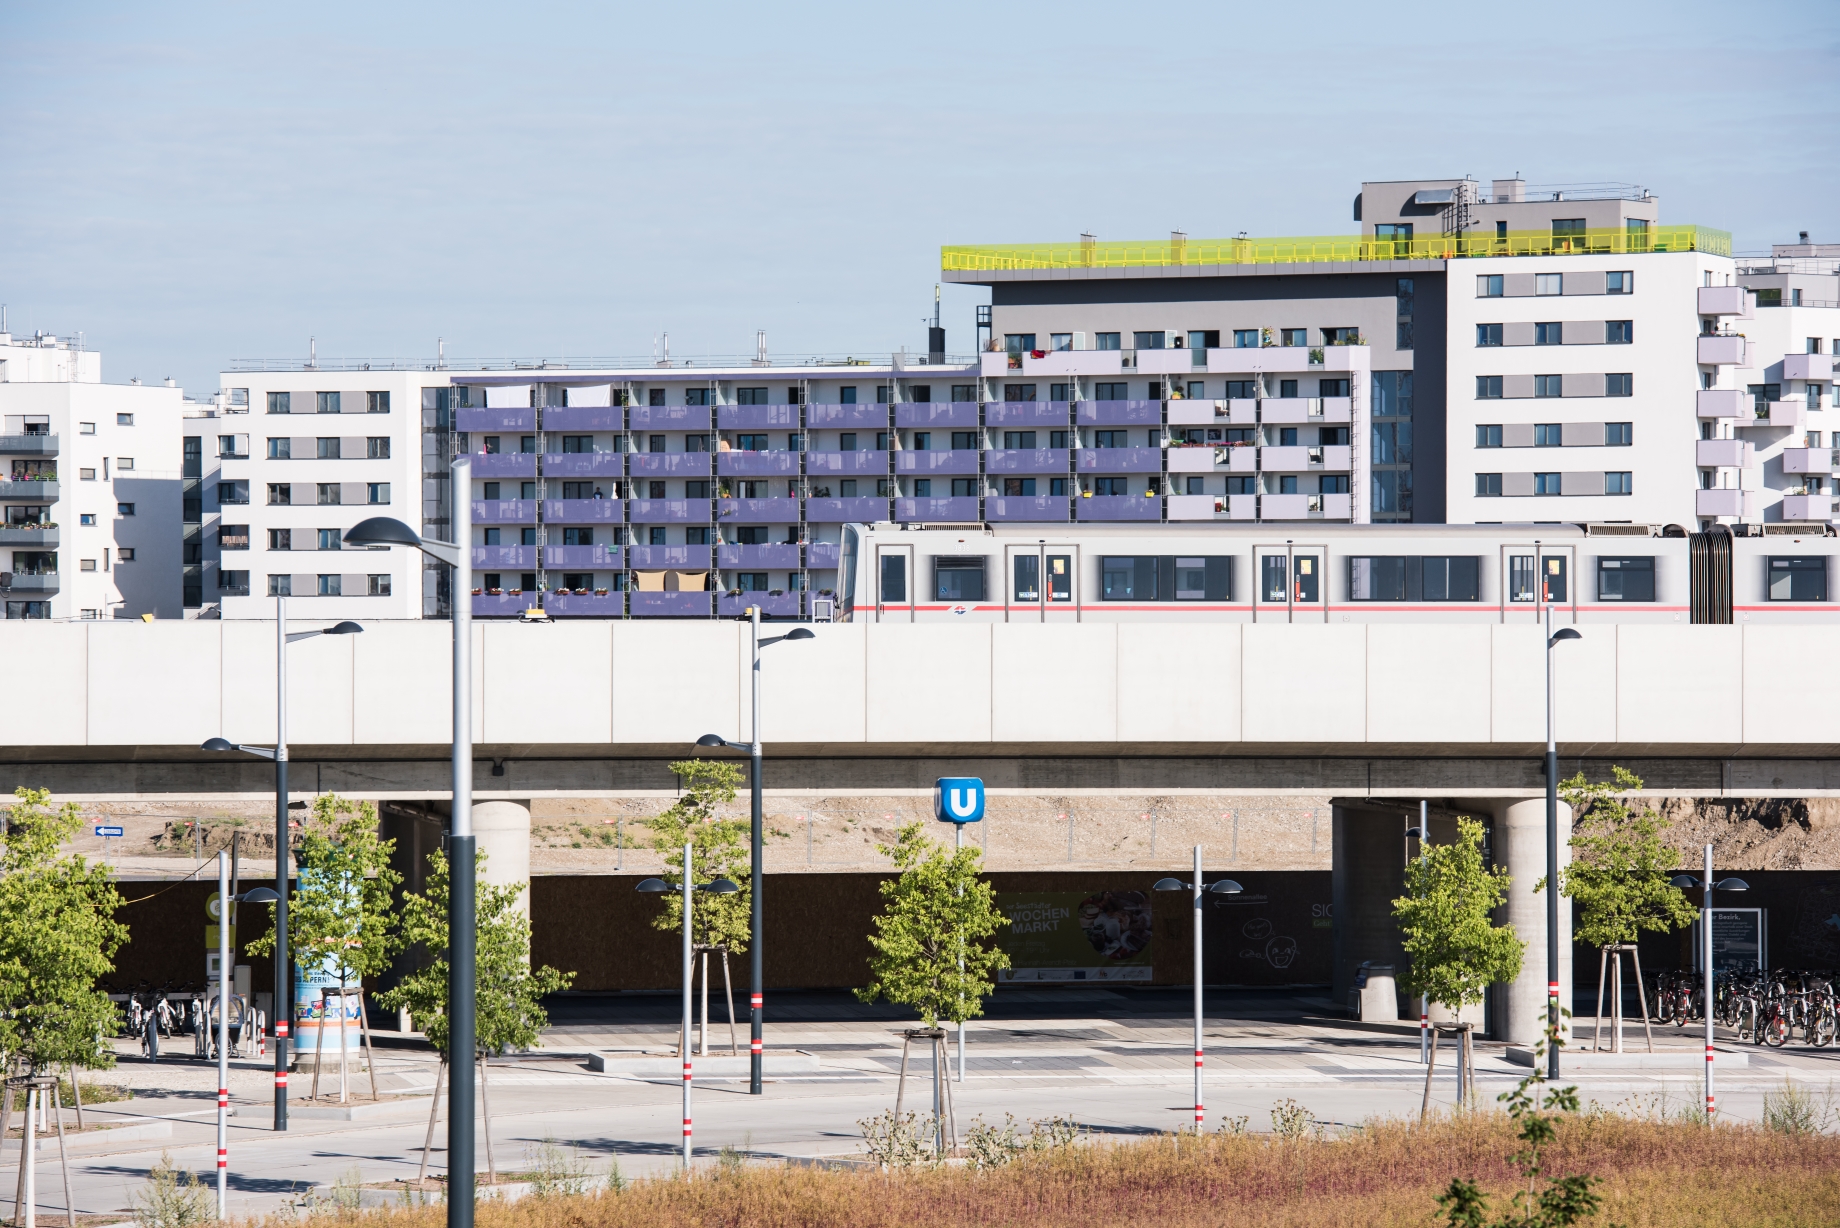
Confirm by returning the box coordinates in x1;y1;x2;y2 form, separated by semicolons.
1308;347;1325;364
1260;327;1274;348
508;588;522;596
471;587;483;596
594;587;609;597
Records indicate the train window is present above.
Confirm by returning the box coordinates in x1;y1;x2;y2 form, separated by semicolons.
880;554;906;603
1542;555;1568;603
1349;556;1480;602
1174;558;1206;600
1509;555;1537;602
934;556;986;602
1014;554;1040;602
1047;554;1073;602
1597;557;1655;602
1103;557;1147;600
1107;556;1228;601
1768;557;1827;602
1261;556;1289;602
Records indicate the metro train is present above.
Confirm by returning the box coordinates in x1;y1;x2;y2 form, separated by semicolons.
830;522;1838;625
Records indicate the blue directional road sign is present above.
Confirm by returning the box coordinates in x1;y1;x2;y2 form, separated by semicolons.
933;777;985;824
94;825;124;837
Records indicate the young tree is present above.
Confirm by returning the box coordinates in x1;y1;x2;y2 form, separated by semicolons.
245;793;400;1097
376;847;573;1183
857;822;1010;1027
0;788;127;1076
1557;766;1698;948
646;760;750;952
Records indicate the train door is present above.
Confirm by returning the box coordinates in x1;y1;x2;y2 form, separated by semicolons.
1004;545;1081;622
1500;544;1575;624
1252;545;1327;623
1044;546;1078;623
875;543;913;622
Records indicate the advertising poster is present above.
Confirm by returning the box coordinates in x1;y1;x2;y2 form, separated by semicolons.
1203;872;1334;985
997;890;1153;982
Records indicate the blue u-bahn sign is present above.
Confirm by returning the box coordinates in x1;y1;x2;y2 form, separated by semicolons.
934;777;985;824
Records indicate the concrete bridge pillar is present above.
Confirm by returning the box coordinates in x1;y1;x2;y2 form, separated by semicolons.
1331;802;1409;1013
474;799;533;911
1492;797;1573;1047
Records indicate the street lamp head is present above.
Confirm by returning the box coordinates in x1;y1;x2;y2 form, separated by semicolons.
1669;874;1701;889
1715;877;1750;892
784;628;815;641
326;621;364;635
1207;879;1244;895
634;877;669;894
237;887;282;905
695;734;729;748
1151;877;1187;892
201;737;237;753
1548;627;1583;648
343;516;422;550
702;878;741;894
1404;826;1428;841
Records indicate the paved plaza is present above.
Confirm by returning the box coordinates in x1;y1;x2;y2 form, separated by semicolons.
9;988;1839;1222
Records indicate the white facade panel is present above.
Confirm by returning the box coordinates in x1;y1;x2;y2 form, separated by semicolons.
991;624;1116;743
481;621;613;744
1116;624;1241;742
1365;623;1491;743
1615;624;1743;744
865;624;992;744
1242;624;1365;743
757;622;866;744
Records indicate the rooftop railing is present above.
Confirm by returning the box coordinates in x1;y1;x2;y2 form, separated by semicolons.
942;225;1731;272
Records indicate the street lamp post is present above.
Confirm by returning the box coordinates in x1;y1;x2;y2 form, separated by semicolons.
1544;608;1581;1079
201;600;361;1132
343;455;474;1228
210;877;278;1219
1154;847;1242;1133
1672;854;1748;1121
698;605;814;1095
638;849;738;1169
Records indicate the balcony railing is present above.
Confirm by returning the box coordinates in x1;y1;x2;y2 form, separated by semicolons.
805;496;888;522
628;452;711;476
544;498;624;523
894;402;977;428
895;496;979;522
807;403;892;429
473;499;539;525
1076;494;1161;521
717;543;801;569
985;495;1069;522
1076;447;1162;474
806;542;842;568
630;544;711;569
717;404;800;429
1077;400;1160;426
0;435;58;457
806;450;889;475
628;499;712;523
473;592;539;616
472;545;537;568
630;591;712;617
472;452;539;478
540;406;621;431
717;497;800;523
895;449;978;475
542;544;622;568
717;450;801;476
985;448;1069;474
985;401;1071;426
544;452;625;477
0;526;59;546
717;591;803;618
547;592;624;616
0;480;57;500
628;405;712;430
456;407;536;432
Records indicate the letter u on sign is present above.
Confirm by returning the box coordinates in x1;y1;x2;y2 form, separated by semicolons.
934;777;985;824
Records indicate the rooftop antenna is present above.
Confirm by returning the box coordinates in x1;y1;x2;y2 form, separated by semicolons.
757;329;768;364
308;336;317;370
437;337;447;370
933;284;941;330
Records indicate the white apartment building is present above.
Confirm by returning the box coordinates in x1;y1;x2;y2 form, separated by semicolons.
0;331;182;619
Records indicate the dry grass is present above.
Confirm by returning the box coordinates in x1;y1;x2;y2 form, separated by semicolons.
261;1113;1840;1228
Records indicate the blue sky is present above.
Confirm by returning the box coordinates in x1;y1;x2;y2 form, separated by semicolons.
3;0;1836;395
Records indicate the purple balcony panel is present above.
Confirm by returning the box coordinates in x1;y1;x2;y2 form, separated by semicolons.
896;449;979;475
628;451;712;476
718;592;804;618
471;592;539;617
547;592;624;616
806;542;842;569
542;452;624;477
895;497;979;522
1077;494;1163;521
456;407;536;432
717;497;800;523
985;401;1072;426
471;452;539;479
1078;400;1162;425
717;404;800;430
806;403;891;429
628;404;712;430
805;497;889;523
472;499;538;525
629;544;712;569
718;543;801;569
1077;447;1163;474
985;448;1070;474
806;450;889;475
630;591;712;617
472;545;538;568
542;544;622;569
541;406;622;431
543;498;624;523
717;450;801;477
628;499;712;524
895;401;978;428
987;495;1071;522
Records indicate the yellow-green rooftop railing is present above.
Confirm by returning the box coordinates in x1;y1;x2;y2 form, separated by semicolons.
941;225;1731;272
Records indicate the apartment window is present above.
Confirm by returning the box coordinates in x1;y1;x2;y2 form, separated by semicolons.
1321;327;1359;346
949;385;976;403
1004;334;1038;354
268;483;291;505
1374;223;1413;243
357;573;388;597
1050;383;1072;402
267;437;291;459
360;391;388;415
1278;380;1298;398
950;478;977;497
80;422;96;435
1535;375;1563;397
1476;424;1503;448
836;386;857;405
217;481;249;505
1607;271;1633;294
1278;428;1298;446
1606;422;1633;446
1002;431;1038;449
1093;430;1127;449
1476;376;1503;399
839;479;858;497
1597;556;1654;601
1092;333;1122;351
1476;473;1503;496
913;478;931;496
684;480;711;498
1552;218;1586;243
118;548;134;562
268;529;292;550
116;413;134;426
948;431;977;451
1769;557;1827;601
733;387;769;405
317;483;340;505
1281;329;1307;347
317;438;340;459
875;386;890;404
266;392;291;414
1094;382;1126;401
1092;477;1130;495
1225;476;1254;495
1606;320;1634;344
79;559;96;572
1348;556;1480;601
1812;385;1827;410
1534;472;1561;495
1605;471;1633;495
1535;273;1562;295
1607;373;1633;397
318;528;342;550
79;468;95;480
680;388;710;406
367;482;390;504
218;525;250;550
367;436;391;458
1001;383;1037;403
79;513;96;526
316;392;340;414
1476;324;1503;347
1478;274;1504;297
1232;329;1258;348
1535;322;1562;345
1132;331;1165;350
934;556;986;601
1534;424;1561;447
116;501;135;516
318;574;341;596
909;385;932;403
259;574;290;597
1277;476;1298;493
